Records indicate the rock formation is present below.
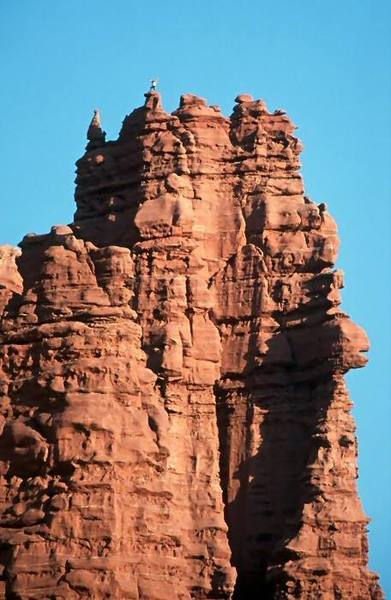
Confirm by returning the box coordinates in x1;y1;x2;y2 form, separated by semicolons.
0;91;383;599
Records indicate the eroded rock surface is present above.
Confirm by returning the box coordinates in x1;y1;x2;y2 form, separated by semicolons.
0;92;383;599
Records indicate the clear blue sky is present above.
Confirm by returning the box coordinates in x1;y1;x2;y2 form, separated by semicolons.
1;0;390;593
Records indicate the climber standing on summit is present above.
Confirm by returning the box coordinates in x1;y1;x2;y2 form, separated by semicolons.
150;78;158;92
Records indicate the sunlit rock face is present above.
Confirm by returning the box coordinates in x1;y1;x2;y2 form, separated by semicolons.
0;92;383;599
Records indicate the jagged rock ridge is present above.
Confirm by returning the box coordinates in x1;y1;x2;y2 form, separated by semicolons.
0;92;383;599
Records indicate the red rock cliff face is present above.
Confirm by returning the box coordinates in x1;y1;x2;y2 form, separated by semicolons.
0;92;383;599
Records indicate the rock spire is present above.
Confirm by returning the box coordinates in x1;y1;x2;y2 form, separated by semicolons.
0;92;383;599
86;108;106;149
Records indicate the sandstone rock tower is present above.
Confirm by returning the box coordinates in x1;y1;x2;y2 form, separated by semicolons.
0;92;383;599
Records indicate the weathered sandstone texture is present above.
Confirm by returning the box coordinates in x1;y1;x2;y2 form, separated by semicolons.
0;92;383;599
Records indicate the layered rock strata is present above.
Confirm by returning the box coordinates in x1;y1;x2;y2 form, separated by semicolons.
0;92;383;599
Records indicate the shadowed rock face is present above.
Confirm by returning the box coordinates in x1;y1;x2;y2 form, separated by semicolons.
0;92;383;599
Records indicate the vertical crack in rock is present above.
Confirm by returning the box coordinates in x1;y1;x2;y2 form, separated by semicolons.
0;91;383;599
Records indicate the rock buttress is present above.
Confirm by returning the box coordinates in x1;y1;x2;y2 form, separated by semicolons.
0;92;383;599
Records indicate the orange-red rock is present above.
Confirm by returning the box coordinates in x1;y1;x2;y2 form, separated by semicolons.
0;92;383;599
